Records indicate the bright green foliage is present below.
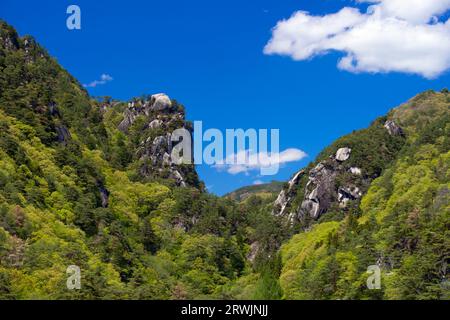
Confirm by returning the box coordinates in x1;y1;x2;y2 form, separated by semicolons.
0;21;254;300
277;91;450;300
0;20;448;300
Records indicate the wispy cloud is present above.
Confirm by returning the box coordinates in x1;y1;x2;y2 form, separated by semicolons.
264;0;450;78
253;180;264;185
83;74;113;88
214;148;307;175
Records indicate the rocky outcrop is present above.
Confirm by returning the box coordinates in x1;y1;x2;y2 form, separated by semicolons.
384;120;404;136
335;147;352;162
119;93;198;188
273;145;366;223
171;169;187;188
272;170;305;221
349;167;362;175
118;93;173;132
247;242;260;264
272;114;409;225
99;185;110;208
55;125;71;144
151;93;172;111
22;36;43;63
0;23;19;51
137;132;188;186
149;119;163;130
118;107;137;132
300;162;338;219
338;186;362;208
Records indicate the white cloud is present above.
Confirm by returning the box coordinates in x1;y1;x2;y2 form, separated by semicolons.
264;1;450;78
253;180;264;185
215;148;308;175
84;74;113;88
359;0;450;24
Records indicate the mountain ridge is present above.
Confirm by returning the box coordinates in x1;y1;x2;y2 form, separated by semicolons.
224;181;284;202
0;20;448;300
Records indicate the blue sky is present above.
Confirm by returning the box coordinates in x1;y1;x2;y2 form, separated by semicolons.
1;0;449;195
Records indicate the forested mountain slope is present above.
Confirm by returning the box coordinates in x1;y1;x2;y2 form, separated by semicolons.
219;91;449;301
274;91;449;299
0;21;448;300
0;20;269;299
224;181;284;203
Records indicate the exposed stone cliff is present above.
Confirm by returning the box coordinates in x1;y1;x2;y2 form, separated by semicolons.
118;93;200;188
273;119;406;225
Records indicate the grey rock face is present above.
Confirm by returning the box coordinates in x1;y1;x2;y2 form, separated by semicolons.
335;147;352;161
301;200;320;219
247;242;260;264
273;190;288;215
349;167;362;175
271;118;406;225
0;31;19;51
384;120;404;136
152;136;168;156
300;162;337;219
141;131;191;187
117;93;196;187
162;152;171;166
338;186;362;208
118;108;138;132
272;170;305;218
55;125;71;144
272;143;370;222
149;119;163;129
99;186;110;208
171;170;187;187
151;93;172;111
22;36;38;63
118;94;173;132
49;103;60;117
